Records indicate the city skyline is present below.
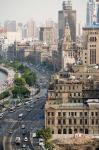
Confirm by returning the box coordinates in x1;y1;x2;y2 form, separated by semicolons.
0;0;86;25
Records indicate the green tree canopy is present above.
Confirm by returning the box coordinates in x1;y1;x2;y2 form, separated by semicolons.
12;85;30;98
14;77;26;86
36;128;52;142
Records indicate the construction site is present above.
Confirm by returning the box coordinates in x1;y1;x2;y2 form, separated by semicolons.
52;134;99;150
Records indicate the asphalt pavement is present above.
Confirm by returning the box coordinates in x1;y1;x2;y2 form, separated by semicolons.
0;64;49;150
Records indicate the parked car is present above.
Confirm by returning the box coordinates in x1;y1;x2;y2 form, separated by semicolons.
15;137;21;144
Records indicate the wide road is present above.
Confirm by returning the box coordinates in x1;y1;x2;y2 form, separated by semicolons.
0;64;51;150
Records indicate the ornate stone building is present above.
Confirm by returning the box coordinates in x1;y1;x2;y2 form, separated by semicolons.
45;66;99;135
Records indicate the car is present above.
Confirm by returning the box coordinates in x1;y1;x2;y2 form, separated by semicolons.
30;105;33;108
0;113;4;119
21;124;25;129
8;130;13;134
15;137;21;144
26;109;31;112
18;113;23;119
22;144;26;148
24;137;28;142
9;106;16;112
16;103;21;107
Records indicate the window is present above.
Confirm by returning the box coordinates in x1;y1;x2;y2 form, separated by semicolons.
85;119;88;125
75;112;77;116
80;112;83;116
48;112;50;116
52;119;54;125
52;130;54;134
63;129;67;134
78;93;80;96
69;119;72;125
71;112;74;116
80;119;83;125
63;119;66;125
92;119;94;125
74;129;77;133
95;112;98;116
69;128;72;134
90;49;96;64
91;112;94;116
56;93;58;97
48;119;50;125
74;119;76;125
52;112;55;116
58;112;61;116
60;86;62;90
96;119;98;125
58;119;61;125
84;112;88;116
63;112;66;117
58;129;62;134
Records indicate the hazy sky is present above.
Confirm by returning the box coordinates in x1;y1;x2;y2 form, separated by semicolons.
0;0;86;25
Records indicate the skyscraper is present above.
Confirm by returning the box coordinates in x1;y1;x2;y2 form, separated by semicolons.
86;0;95;26
27;19;36;39
96;0;99;23
4;20;16;32
58;0;76;42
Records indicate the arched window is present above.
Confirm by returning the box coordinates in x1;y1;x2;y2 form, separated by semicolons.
69;128;72;134
58;129;62;134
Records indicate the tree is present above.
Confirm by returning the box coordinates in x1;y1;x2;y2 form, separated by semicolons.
12;86;30;98
45;141;54;150
0;91;10;100
23;72;37;87
14;77;26;86
36;128;52;142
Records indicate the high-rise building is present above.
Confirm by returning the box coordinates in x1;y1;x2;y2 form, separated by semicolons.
86;0;95;26
58;0;76;42
4;20;16;32
27;19;36;39
96;0;99;23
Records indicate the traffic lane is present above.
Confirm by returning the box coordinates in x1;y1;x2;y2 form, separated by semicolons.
11;122;34;150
